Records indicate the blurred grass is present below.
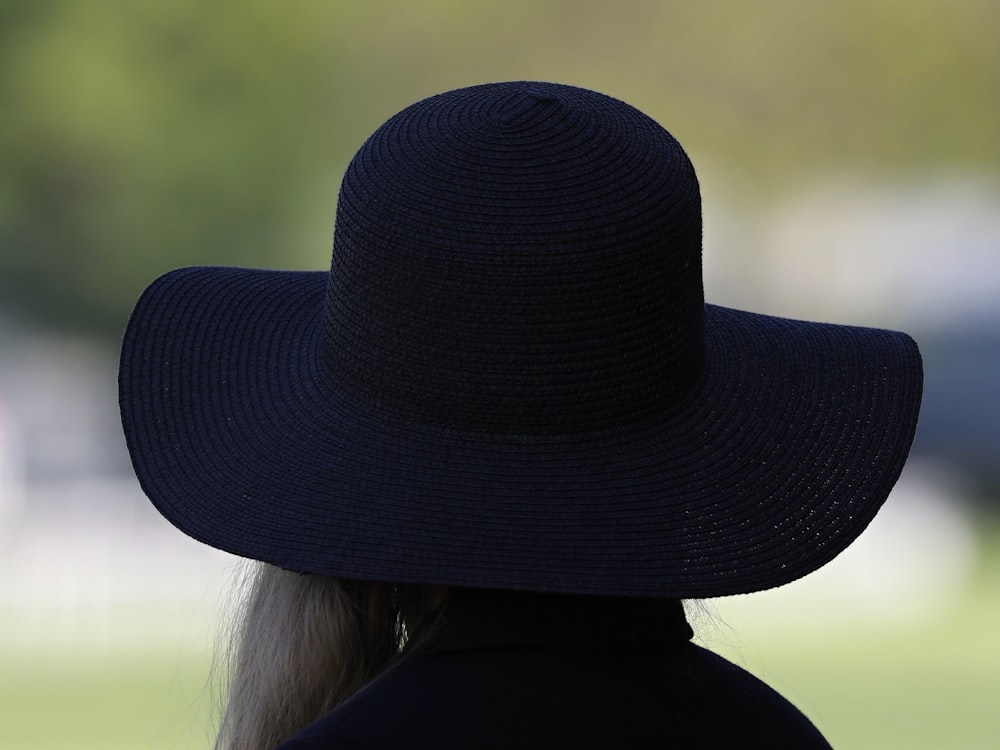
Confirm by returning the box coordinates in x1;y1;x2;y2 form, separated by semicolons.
0;651;215;750
2;517;998;750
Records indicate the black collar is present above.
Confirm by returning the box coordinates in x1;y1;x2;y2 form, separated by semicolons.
407;598;693;659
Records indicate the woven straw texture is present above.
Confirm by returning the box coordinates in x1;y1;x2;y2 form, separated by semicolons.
119;82;922;597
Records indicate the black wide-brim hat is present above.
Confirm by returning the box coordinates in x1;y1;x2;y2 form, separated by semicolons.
119;82;922;598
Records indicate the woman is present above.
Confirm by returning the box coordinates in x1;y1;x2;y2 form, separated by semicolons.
119;81;923;749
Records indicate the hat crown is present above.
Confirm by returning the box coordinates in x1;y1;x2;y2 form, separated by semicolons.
324;82;704;433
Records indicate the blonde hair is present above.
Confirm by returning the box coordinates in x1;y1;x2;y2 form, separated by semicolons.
213;562;402;750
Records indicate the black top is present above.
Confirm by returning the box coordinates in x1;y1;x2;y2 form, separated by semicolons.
275;601;832;749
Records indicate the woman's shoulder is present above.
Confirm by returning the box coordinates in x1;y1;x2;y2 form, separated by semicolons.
659;644;833;749
276;623;832;750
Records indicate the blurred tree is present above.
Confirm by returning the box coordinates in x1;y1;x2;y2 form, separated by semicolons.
1;0;997;336
0;0;360;331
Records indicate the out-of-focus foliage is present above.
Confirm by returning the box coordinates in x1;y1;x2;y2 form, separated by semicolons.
2;0;998;335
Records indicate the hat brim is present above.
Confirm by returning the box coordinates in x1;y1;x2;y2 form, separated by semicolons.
119;266;922;598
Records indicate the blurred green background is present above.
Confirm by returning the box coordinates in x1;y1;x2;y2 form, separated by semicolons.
1;1;998;748
3;0;999;335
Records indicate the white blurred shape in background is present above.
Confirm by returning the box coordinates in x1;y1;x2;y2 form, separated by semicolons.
705;176;1000;329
